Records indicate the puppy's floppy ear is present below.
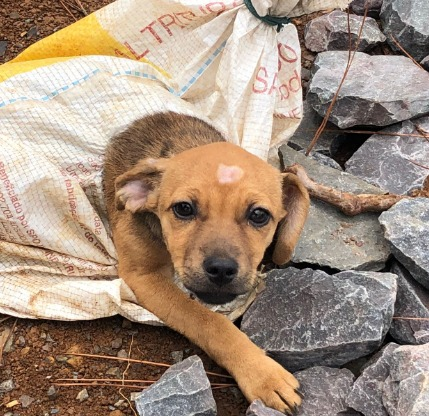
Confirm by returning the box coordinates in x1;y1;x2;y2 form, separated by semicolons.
272;173;310;265
114;158;168;213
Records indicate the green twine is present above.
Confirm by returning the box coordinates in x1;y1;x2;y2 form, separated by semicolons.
243;0;291;32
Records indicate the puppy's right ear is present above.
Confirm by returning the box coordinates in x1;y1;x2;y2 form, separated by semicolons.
114;158;168;213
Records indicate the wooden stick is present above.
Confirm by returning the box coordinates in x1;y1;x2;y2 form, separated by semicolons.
285;164;407;215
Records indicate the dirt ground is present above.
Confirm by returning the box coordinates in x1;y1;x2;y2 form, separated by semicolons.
0;1;322;415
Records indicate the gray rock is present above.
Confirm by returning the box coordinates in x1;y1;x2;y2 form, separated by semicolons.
346;343;399;416
421;56;429;72
47;385;58;399
241;268;397;372
19;395;35;408
350;0;383;17
294;367;356;415
171;350;184;363
135;355;216;416
381;0;429;62
111;337;123;349
300;150;342;170
0;41;7;58
383;344;429;416
0;379;15;393
279;146;390;271
379;198;429;289
246;400;284;415
345;119;429;195
307;52;429;128
286;100;340;155
305;10;385;53
389;262;429;345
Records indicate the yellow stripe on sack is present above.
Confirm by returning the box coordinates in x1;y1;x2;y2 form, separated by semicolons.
0;13;169;81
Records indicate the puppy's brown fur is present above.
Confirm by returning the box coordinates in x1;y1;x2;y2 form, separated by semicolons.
103;112;309;413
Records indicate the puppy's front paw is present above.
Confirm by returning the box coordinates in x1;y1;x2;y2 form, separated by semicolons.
237;354;301;415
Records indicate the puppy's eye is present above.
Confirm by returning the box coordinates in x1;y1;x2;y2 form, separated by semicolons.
248;208;271;227
172;202;195;220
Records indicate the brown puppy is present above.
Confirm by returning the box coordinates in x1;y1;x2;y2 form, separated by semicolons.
103;112;309;414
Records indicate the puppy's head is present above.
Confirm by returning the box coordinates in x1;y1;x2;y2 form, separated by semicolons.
115;142;309;305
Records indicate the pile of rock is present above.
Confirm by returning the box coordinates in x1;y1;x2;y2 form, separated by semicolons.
134;1;429;415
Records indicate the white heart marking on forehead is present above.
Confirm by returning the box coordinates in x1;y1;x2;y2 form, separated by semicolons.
217;164;244;184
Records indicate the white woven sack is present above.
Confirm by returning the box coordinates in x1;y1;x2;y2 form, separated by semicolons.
0;0;350;323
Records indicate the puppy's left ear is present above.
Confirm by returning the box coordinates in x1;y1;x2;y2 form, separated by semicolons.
114;158;168;213
272;173;310;265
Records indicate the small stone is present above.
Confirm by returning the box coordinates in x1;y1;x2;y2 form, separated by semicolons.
117;349;128;359
55;355;68;363
170;350;184;363
0;40;8;57
21;346;31;356
93;345;101;354
307;52;429;128
135;356;216;416
67;356;83;369
51;408;60;414
241;268;397;371
40;332;47;339
42;344;52;352
26;26;38;39
46;334;54;343
346;343;399;416
114;399;125;407
47;385;58;399
106;367;122;378
246;399;284;415
19;395;35;408
76;388;89;402
305;10;385;53
379;198;429;289
16;336;26;347
111;338;123;349
0;379;15;393
294;367;356;415
130;392;141;401
9;11;21;19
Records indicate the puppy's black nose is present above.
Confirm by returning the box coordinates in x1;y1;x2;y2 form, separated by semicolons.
203;256;238;286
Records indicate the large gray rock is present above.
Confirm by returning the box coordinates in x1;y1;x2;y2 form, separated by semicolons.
134;355;216;416
279;146;390;271
381;0;429;62
307;52;429;128
389;262;429;345
382;344;429;416
294;367;356;415
379;198;429;289
345;118;429;195
347;343;400;416
304;10;385;52
246;400;284;416
350;0;383;17
241;268;397;372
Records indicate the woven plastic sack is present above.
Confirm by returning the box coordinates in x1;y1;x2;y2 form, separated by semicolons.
0;0;350;323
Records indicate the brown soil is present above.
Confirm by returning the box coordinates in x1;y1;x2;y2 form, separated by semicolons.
0;2;321;416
